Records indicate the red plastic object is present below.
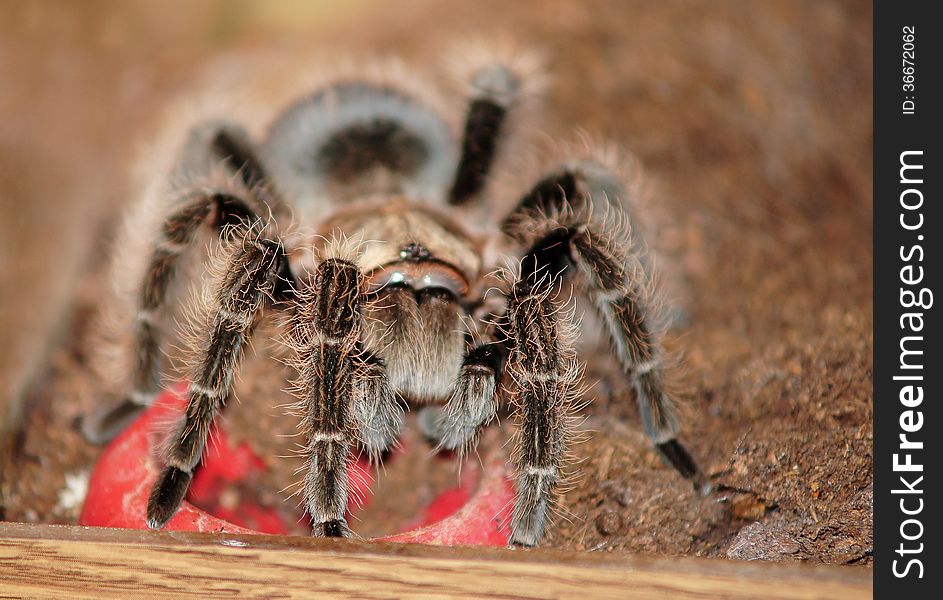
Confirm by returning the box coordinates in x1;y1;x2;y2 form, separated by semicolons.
80;386;514;545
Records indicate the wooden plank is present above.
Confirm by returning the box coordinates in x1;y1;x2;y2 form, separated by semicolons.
0;523;871;599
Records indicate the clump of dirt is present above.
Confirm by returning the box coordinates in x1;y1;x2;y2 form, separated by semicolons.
1;0;871;566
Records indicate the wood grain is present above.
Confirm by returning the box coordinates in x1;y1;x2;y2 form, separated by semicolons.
0;523;870;599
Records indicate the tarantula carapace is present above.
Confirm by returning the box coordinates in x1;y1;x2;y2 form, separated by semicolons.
83;47;707;547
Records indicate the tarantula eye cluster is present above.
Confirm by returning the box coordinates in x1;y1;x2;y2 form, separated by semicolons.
367;258;468;298
83;45;706;547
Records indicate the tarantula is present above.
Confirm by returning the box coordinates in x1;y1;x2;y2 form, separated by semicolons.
82;46;707;547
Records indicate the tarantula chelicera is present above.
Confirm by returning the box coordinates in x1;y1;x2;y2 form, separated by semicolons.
82;46;707;547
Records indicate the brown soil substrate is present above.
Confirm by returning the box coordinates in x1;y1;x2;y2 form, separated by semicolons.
1;0;871;565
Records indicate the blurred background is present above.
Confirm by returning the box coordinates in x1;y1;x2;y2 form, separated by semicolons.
0;0;872;560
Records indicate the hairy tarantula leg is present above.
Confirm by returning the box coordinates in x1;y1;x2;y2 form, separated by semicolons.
432;340;506;454
505;269;577;548
573;229;708;493
291;252;399;538
209;128;269;196
449;63;523;205
146;235;286;529
508;166;709;494
350;349;403;464
82;191;258;444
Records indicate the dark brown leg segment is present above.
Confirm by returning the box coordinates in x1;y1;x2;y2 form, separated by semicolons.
505;270;577;548
146;235;285;529
289;253;400;537
82;192;257;444
448;63;523;205
507;165;708;494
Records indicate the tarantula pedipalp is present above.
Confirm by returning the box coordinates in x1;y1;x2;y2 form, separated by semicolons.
83;46;707;547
